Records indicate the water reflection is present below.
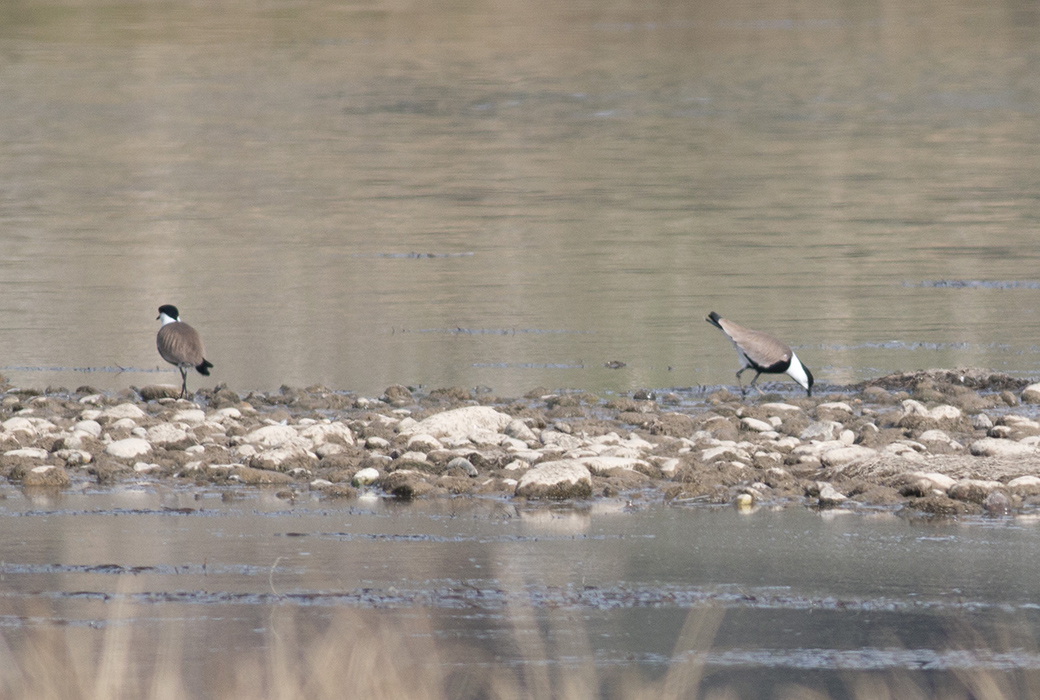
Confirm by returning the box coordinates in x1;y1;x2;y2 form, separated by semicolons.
0;0;1038;396
3;489;1040;695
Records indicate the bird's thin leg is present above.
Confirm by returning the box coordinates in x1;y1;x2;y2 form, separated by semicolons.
179;368;188;399
735;367;747;395
749;372;765;395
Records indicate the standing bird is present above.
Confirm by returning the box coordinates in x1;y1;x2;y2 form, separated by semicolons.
706;311;814;397
156;305;214;399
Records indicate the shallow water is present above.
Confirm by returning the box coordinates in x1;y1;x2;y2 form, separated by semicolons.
1;0;1040;397
4;487;1040;696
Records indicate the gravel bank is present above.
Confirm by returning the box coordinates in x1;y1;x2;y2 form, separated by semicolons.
2;370;1040;516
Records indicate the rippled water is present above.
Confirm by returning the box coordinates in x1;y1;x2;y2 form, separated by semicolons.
3;488;1040;696
1;0;1039;397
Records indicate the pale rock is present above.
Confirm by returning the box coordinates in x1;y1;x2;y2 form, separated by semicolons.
511;449;544;463
1001;415;1040;429
365;436;391;450
969;438;1036;458
741;417;774;433
72;420;102;438
894;439;928;453
929;405;962;421
2;417;37;437
800;421;843;442
701;445;751;463
504;419;539;443
299;421;355;447
818;402;853;413
515;460;593;499
101;403;148;421
242;425;304;449
133;462;161;473
901;400;961;422
574;456;650;475
949;479;1004;503
395;416;418;432
503;459;531;472
821;445;877;468
540;430;586;451
171;409;206;424
761;402;802;415
768;416;783;428
1023;436;1040;448
352;467;381;486
1021;383;1040;404
910;472;957;491
78;393;104;405
770;436;802;450
399;406;512;442
108;418;137;432
315;443;345;458
5;447;49;460
398;450;428;462
812;482;847;506
54;449;92;466
212;407;243;420
623;433;656;450
405;433;443;452
973;413;994;430
792;440;845;458
146;423;194;449
1008;475;1040;488
839;430;855;445
248;443;317;472
502;437;530;451
656;458;680;477
918;430;962;449
131;426;148;438
446;457;479;477
105;438;152;459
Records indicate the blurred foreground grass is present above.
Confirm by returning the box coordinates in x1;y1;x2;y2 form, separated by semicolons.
1;588;1039;700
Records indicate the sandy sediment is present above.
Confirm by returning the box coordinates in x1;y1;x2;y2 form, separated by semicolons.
1;369;1040;516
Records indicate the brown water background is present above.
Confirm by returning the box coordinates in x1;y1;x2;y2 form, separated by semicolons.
2;0;1040;397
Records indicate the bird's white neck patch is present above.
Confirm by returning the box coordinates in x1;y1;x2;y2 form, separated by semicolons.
159;312;179;326
786;353;810;390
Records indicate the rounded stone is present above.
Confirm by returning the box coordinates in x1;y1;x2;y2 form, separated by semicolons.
515;460;593;500
105;438;152;459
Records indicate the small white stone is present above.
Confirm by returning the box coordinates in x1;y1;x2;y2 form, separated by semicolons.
171;409;207;424
352;467;381;486
741;417;774;433
1008;475;1040;488
970;438;1036;458
4;447;49;460
101;403;148;421
72;420;102;438
105;438;152;459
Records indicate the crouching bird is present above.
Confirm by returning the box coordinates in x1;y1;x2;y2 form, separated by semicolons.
156;304;214;399
706;311;813;397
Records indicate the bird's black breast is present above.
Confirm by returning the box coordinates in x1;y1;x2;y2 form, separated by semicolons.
748;356;792;374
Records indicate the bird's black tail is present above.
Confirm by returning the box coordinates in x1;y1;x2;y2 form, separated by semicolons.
196;359;214;376
705;311;724;330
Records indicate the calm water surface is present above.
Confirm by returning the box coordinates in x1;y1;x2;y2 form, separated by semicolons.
2;488;1040;696
1;0;1040;397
